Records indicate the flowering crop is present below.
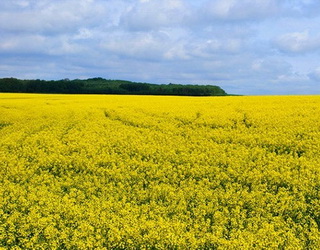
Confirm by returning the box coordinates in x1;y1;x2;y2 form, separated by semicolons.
1;93;320;249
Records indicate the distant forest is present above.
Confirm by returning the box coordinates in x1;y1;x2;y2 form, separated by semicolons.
0;77;228;96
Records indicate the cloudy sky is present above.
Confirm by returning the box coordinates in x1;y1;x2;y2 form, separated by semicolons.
1;0;320;95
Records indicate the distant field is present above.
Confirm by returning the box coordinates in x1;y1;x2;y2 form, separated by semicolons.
1;93;320;249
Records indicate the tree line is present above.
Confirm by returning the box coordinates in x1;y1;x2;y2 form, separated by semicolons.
0;77;228;96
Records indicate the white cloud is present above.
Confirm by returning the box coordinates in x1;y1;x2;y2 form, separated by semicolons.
280;0;320;17
73;28;93;40
0;32;88;56
202;0;278;21
274;31;320;54
308;67;320;81
119;0;191;31
100;31;171;60
186;38;246;59
251;58;291;72
0;34;48;53
0;0;110;34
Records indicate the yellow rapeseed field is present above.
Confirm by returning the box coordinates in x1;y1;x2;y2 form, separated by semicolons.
1;93;320;249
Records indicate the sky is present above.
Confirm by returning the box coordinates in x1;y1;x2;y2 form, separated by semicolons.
1;0;320;95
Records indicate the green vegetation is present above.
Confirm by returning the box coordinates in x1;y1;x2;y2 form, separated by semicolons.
0;77;227;96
